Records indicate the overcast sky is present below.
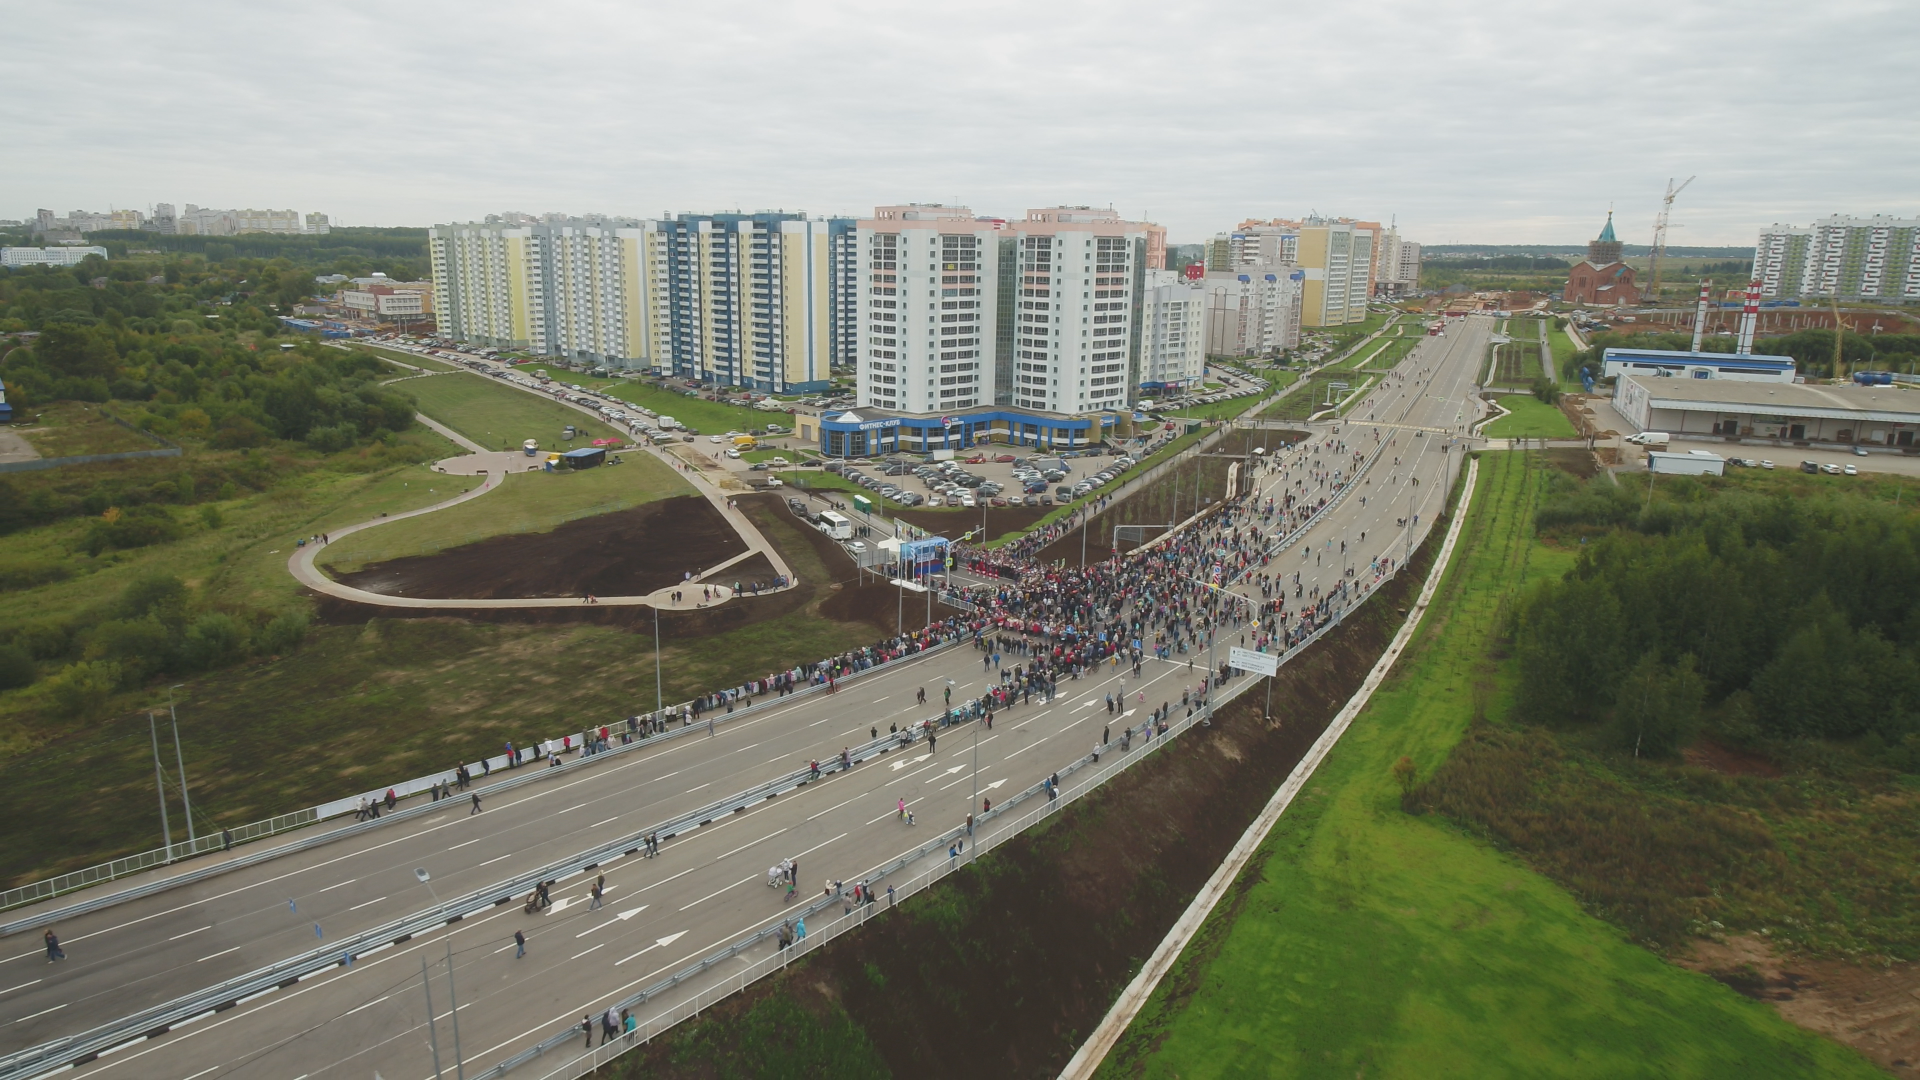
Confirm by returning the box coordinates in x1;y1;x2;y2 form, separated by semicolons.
4;0;1913;247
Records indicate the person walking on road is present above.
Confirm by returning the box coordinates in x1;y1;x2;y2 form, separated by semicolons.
916;687;926;705
602;1007;620;1045
469;791;483;814
515;930;526;958
44;930;63;962
589;879;604;911
582;1015;593;1048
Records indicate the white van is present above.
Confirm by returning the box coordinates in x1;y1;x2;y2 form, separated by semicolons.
1623;431;1670;448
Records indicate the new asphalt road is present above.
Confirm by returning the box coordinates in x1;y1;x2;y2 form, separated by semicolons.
0;316;1492;1080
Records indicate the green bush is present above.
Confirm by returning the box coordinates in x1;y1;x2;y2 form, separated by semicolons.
0;645;35;691
180;612;247;670
43;660;120;719
82;504;183;555
0;557;71;592
253;610;309;656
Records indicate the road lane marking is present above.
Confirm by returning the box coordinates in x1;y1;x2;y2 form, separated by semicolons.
342;993;390;1017
590;816;620;828
805;793;862;822
715;828;787;862
196;947;240;963
678;875;755;912
685;783;710;793
614;930;688;966
12;1003;65;1023
448;836;485;850
317;878;358;892
168;925;211;941
557;803;586;814
347;896;387;912
479;852;515;867
0;978;41;996
570;942;607;960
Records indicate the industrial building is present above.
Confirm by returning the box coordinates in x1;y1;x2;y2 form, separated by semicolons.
1613;374;1920;448
1600;347;1796;383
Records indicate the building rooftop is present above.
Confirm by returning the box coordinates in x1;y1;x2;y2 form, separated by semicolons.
1622;374;1920;419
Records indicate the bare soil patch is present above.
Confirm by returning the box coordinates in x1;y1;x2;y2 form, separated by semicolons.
895;502;1050;539
1683;935;1920;1077
333;495;742;599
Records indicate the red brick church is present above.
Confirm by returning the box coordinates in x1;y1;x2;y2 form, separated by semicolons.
1563;213;1638;306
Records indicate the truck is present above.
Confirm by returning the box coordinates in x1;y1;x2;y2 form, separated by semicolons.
1623;431;1670;448
1648;451;1724;476
656;415;683;431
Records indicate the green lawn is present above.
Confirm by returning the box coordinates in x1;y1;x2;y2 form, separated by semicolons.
1484;394;1578;439
316;453;689;572
1100;452;1879;1079
400;373;627;451
1551;323;1586;390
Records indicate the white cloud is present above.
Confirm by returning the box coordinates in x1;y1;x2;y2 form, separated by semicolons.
1;0;1914;245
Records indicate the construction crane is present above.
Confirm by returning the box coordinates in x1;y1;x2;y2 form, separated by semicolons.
1648;175;1695;301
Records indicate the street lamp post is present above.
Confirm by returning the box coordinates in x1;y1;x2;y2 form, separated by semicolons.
653;605;663;719
169;685;193;848
148;713;172;861
413;869;465;1080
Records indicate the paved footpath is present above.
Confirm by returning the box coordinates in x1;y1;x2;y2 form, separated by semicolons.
0;323;1490;1080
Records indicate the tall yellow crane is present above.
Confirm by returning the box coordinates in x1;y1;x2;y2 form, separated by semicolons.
1649;176;1695;301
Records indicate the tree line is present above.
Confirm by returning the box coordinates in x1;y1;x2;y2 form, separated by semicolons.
1513;472;1920;767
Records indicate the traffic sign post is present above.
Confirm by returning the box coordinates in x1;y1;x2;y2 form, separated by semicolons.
1228;646;1280;723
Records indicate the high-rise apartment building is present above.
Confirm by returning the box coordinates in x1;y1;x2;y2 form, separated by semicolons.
429;212;848;390
1296;218;1374;327
1755;215;1920;301
1202;268;1303;357
1218;217;1376;325
853;204;1148;417
1138;269;1208;390
1372;226;1421;296
855;205;1002;413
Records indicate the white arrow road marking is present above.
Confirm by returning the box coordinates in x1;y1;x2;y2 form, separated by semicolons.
983;779;1007;791
576;906;649;937
944;765;966;775
615;930;689;966
889;753;931;772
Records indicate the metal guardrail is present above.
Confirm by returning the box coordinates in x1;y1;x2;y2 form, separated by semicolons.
0;635;967;929
508;550;1429;1080
0;715;973;1080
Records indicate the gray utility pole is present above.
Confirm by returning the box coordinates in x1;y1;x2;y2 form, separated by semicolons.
421;956;445;1079
169;686;193;846
653;604;663;718
149;713;172;861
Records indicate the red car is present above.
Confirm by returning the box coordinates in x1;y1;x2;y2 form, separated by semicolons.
994;454;1015;463
964;454;986;464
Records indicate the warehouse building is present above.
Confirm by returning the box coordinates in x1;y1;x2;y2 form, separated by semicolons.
1601;348;1796;383
1613;374;1920;448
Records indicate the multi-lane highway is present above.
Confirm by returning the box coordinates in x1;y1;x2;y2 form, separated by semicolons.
0;316;1492;1080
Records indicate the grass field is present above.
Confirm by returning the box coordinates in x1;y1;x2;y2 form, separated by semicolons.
1262;373;1369;421
11;402;164;458
400;373;627;450
316;453;690;572
1100;452;1881;1079
1484;394;1578;439
1551;323;1586;390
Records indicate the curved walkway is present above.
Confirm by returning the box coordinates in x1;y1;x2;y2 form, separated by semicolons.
285;413;797;611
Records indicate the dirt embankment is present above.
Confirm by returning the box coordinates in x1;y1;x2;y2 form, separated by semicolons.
595;514;1444;1080
1035;429;1292;566
333;495;744;600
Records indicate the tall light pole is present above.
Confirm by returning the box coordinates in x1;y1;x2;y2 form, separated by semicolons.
653;605;663;719
413;869;465;1080
168;686;193;847
149;713;172;861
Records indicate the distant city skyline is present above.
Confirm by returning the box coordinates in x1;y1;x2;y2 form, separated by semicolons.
2;0;1913;248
